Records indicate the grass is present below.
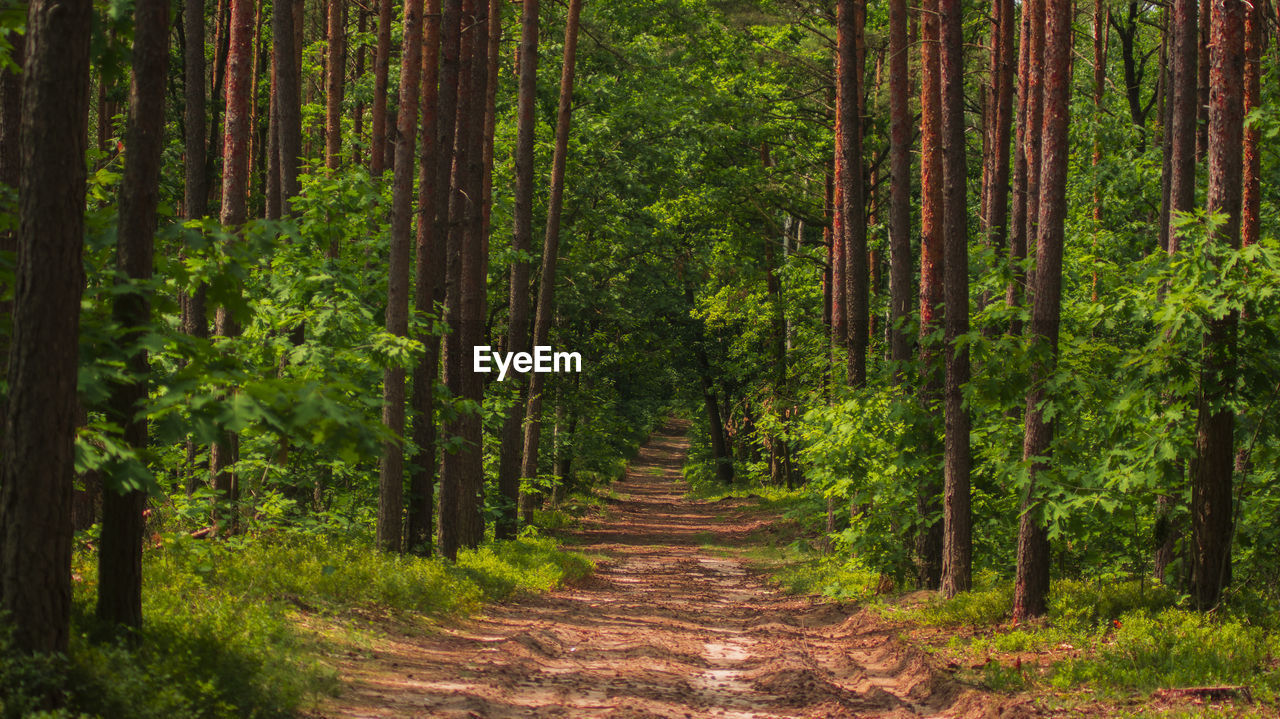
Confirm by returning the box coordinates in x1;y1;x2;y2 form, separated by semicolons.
0;532;593;719
874;574;1280;710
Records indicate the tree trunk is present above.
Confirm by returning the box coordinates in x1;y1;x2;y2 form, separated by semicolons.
1195;0;1209;160
835;0;867;388
458;0;491;549
496;0;539;539
210;0;256;532
939;0;970;598
378;0;425;554
272;0;300;212
370;0;393;175
1189;0;1244;611
97;0;169;635
325;0;346;170
433;0;465;559
1013;0;1072;621
1006;0;1033;335
886;0;911;371
915;0;944;590
1167;0;1199;255
519;0;583;525
0;0;91;659
1090;0;1107;300
1240;0;1262;252
984;0;1014;309
408;0;444;555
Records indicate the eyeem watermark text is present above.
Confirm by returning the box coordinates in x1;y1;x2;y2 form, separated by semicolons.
473;346;582;381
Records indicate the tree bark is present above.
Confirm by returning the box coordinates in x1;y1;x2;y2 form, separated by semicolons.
325;0;346;170
210;0;256;532
915;0;944;590
434;0;465;559
1013;0;1072;621
835;0;867;388
520;0;583;525
939;0;970;598
408;0;445;555
985;0;1014;306
1189;0;1244;611
497;0;540;539
370;0;393;175
0;0;91;658
457;0;491;549
1007;0;1033;335
886;0;911;371
378;0;425;554
1240;0;1263;252
1167;0;1198;254
97;0;169;634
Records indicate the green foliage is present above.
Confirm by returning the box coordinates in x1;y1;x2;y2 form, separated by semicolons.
1052;609;1280;697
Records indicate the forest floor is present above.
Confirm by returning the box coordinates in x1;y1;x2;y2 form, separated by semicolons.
308;420;1034;719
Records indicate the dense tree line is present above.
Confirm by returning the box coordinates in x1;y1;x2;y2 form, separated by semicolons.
0;0;1277;704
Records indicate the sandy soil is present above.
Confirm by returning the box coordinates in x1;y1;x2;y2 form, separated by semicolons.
312;421;1031;719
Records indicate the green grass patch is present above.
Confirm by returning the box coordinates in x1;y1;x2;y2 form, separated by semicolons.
772;555;881;602
2;532;593;719
900;575;1279;706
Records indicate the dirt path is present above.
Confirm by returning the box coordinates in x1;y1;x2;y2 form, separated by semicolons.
316;421;1011;718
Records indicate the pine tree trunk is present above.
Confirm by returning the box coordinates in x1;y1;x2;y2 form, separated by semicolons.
1013;0;1073;621
408;0;444;555
210;0;256;533
939;0;970;598
1007;0;1032;335
97;0;169;634
1189;0;1244;611
370;0;393;175
519;0;583;525
458;0;491;549
273;0;301;213
434;0;465;559
984;0;1014;293
1167;0;1198;254
497;0;540;539
835;0;867;388
886;0;911;371
0;0;92;658
378;0;425;554
915;0;944;590
325;0;346;170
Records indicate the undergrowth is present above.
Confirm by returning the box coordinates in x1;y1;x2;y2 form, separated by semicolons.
885;575;1280;707
1;533;592;719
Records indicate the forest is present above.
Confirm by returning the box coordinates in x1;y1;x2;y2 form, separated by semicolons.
0;0;1278;714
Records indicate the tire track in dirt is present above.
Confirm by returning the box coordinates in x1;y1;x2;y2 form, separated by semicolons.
314;420;1023;718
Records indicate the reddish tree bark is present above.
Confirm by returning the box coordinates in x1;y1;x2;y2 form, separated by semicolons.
209;0;256;529
1190;0;1245;611
984;0;1014;284
886;0;911;370
378;0;426;554
915;0;944;590
835;0;867;388
325;0;346;170
519;0;584;525
0;0;92;658
1013;0;1073;621
97;0;169;633
497;0;540;539
939;0;970;598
